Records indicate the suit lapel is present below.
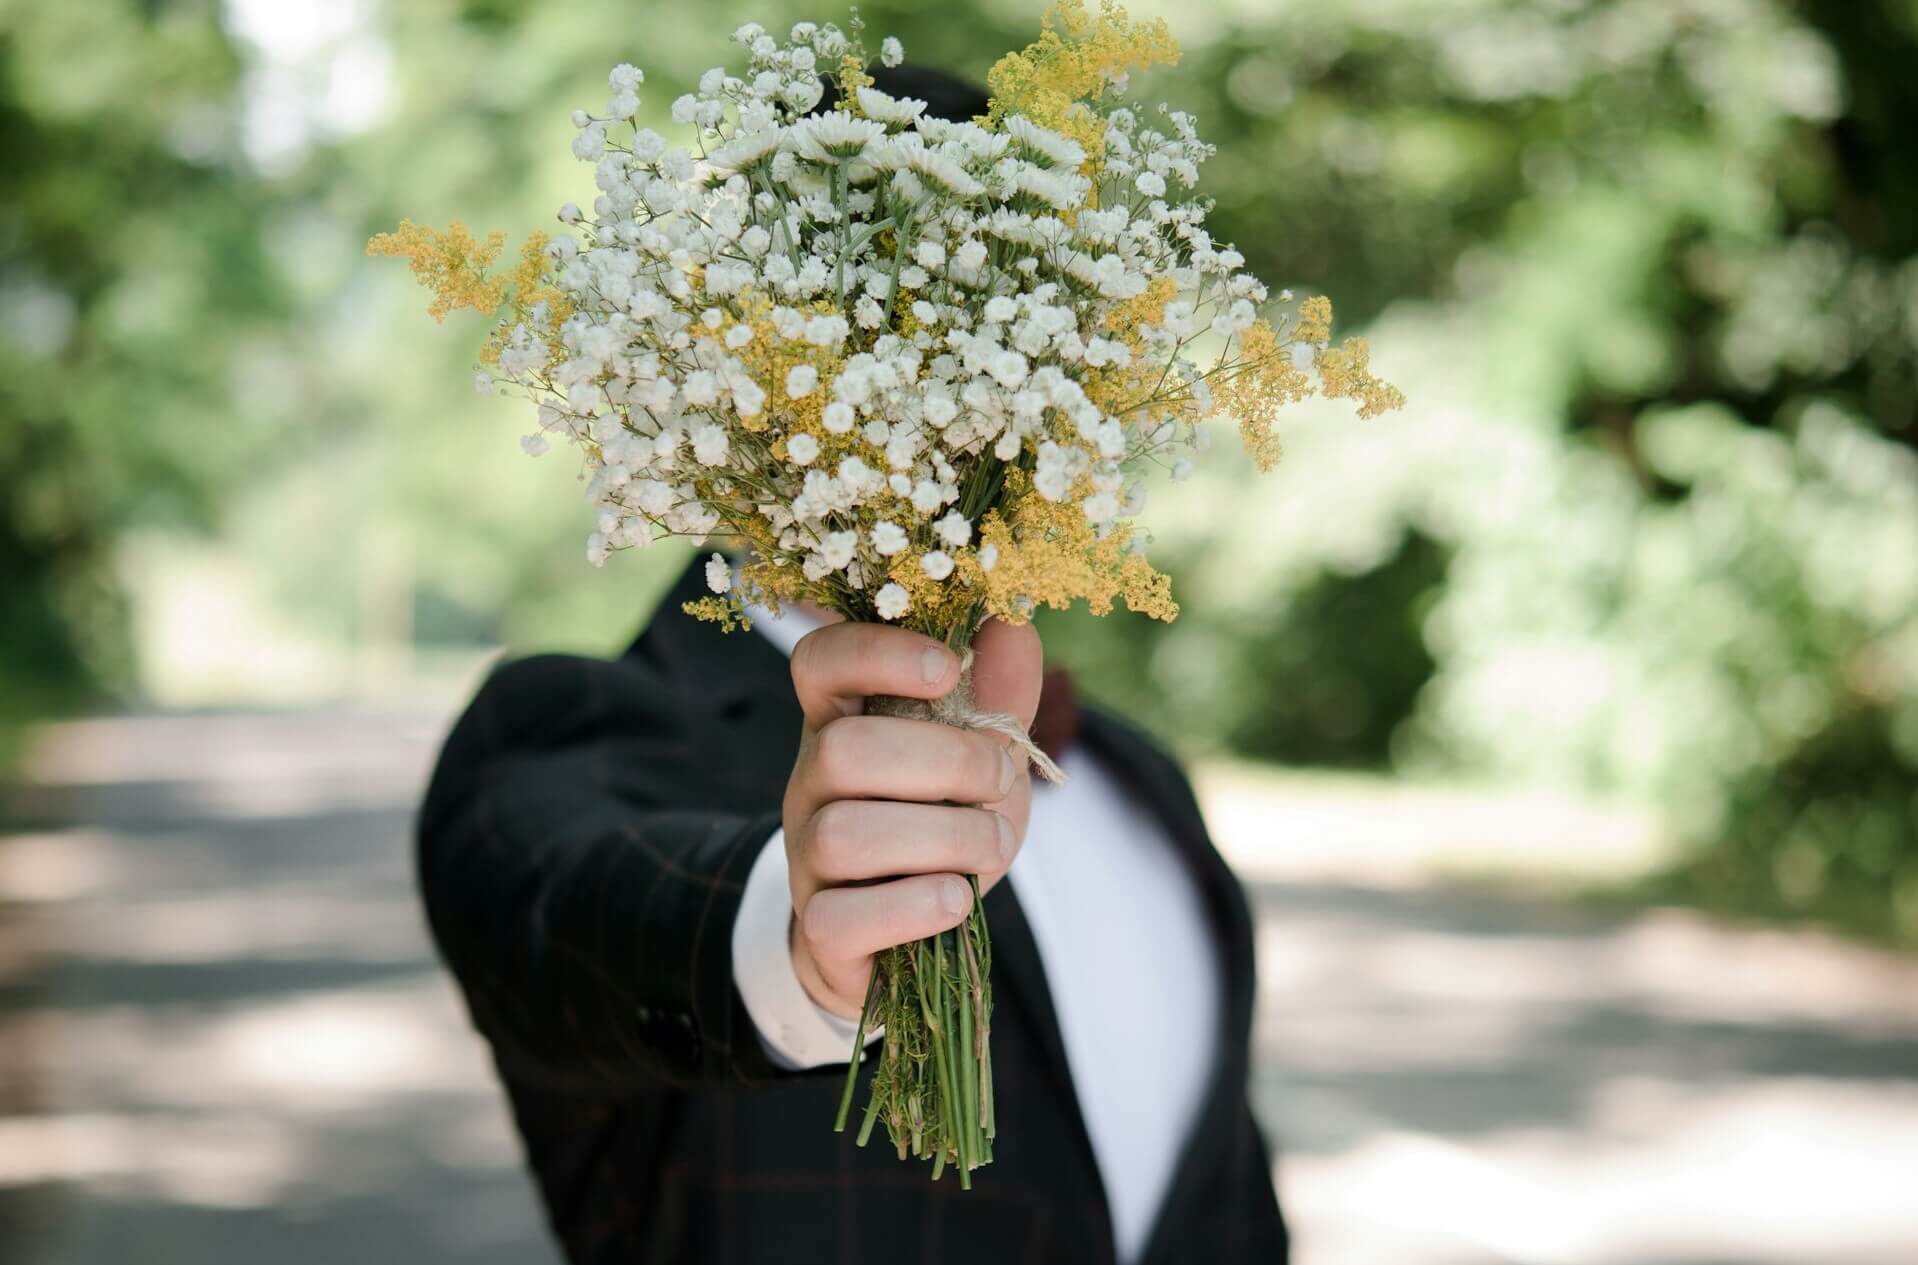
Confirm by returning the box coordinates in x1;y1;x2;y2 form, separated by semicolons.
629;560;806;800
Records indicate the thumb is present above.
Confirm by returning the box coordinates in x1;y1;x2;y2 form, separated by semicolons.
966;618;1044;733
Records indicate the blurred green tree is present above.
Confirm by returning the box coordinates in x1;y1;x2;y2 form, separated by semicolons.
1133;0;1918;940
0;0;288;728
4;0;1914;942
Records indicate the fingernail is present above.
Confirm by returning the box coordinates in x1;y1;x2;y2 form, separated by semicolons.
994;814;1015;863
997;748;1017;797
922;645;952;686
940;876;970;916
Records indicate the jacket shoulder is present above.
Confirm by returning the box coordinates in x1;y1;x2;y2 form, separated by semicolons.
418;648;687;833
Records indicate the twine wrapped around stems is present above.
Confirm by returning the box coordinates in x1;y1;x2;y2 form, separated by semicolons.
833;653;1064;1185
866;650;1067;786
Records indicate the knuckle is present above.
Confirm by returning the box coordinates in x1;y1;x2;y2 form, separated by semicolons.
970;809;1005;862
797;894;834;951
790;630;823;687
807;801;857;874
812;717;860;780
848;621;892;660
969;733;1007;795
939;808;972;857
886;885;929;940
952;808;992;863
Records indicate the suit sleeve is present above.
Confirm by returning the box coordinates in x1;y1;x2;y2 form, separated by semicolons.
415;651;789;1093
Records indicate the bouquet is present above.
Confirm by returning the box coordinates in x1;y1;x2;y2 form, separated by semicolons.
371;0;1401;1187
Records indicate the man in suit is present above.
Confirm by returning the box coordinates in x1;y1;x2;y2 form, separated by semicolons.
416;67;1286;1265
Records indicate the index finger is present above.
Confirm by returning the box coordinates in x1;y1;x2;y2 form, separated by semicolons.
790;622;962;734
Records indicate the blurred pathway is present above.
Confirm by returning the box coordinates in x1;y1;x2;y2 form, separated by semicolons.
3;711;1917;1264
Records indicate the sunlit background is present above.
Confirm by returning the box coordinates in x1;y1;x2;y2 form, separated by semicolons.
3;1;1916;1262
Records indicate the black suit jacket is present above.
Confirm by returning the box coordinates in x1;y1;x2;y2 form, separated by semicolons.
416;560;1287;1264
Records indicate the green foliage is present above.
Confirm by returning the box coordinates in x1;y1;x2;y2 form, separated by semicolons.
0;0;286;717
1083;0;1918;943
3;0;1915;942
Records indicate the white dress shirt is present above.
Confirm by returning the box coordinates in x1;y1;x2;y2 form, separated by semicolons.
731;606;1221;1264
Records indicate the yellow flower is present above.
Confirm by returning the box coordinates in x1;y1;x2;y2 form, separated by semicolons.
366;220;510;322
1214;317;1313;473
972;472;1179;625
1317;336;1407;419
987;1;1180;171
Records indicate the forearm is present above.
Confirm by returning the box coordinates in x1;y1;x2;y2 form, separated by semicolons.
419;748;786;1092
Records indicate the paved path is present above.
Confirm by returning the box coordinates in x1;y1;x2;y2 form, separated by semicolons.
3;711;1916;1264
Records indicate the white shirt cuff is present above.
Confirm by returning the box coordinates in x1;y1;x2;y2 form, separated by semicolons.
732;826;880;1070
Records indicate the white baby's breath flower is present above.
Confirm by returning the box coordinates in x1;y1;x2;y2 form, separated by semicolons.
571;123;608;161
631;129;666;163
692;422;730;466
934;510;972;548
910;478;944;514
977;542;999;573
705;552;731;594
803;314;849;347
786;432;820;465
821;530;858;570
822;401;856;433
634;479;675;515
786;364;819;397
923;391;958;428
875;581;910;620
871;521;909;556
520;433;549;456
920;550;955;581
682;370;720;407
733;379;766;417
880;36;904;68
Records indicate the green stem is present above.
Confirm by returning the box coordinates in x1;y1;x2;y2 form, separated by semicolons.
958;932;978;1169
835;963;884;1132
882;207;913;327
834;160;851;308
857;1080;884;1147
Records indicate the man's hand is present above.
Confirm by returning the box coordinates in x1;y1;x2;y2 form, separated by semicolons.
781;618;1044;1019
